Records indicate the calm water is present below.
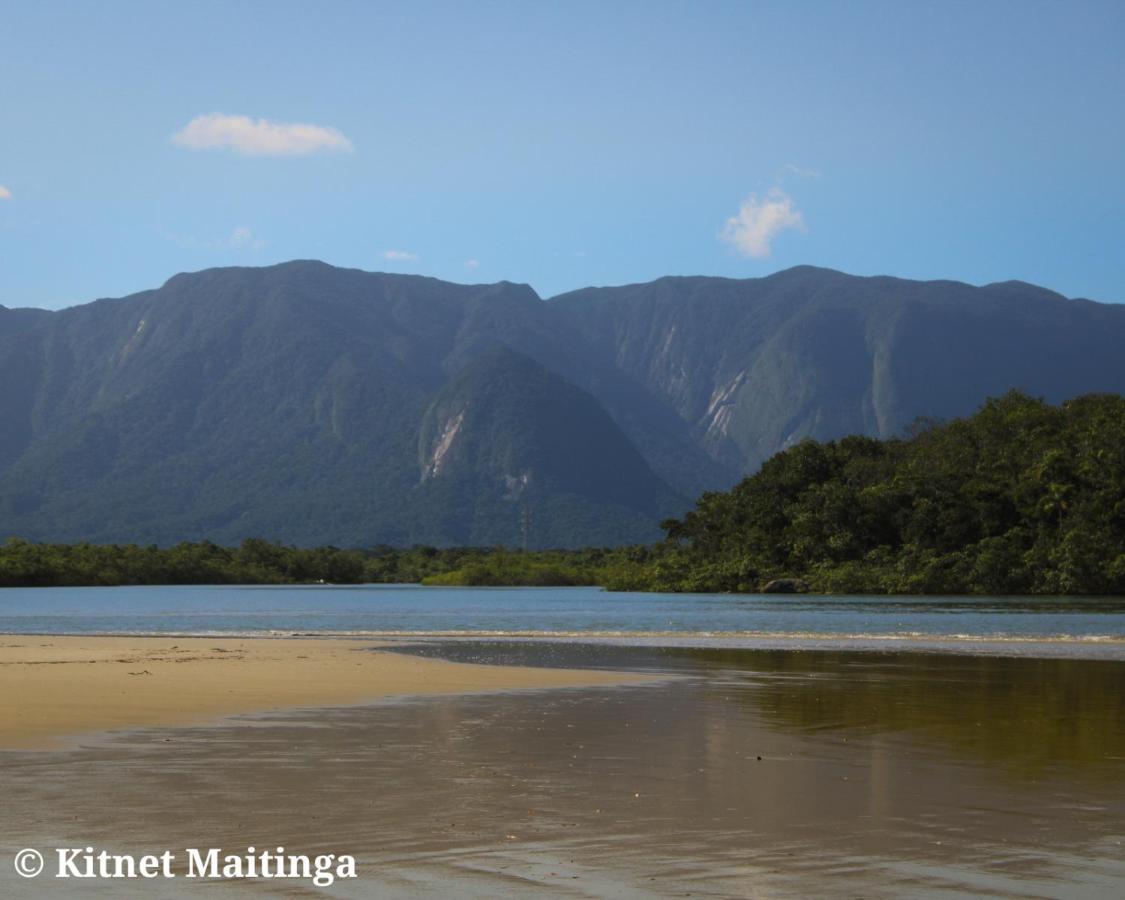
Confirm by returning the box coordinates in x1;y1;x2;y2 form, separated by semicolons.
0;584;1123;656
2;590;1124;896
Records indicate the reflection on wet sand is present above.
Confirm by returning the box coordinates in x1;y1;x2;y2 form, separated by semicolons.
1;645;1123;897
666;647;1125;780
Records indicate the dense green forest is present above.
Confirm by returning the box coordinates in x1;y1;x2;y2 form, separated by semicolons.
610;391;1125;595
2;392;1123;594
0;536;656;589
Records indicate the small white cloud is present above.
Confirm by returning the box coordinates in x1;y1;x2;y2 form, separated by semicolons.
721;188;806;259
382;250;418;262
464;259;480;269
171;113;353;156
0;185;11;200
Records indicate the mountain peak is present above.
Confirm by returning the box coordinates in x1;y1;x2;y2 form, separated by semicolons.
156;261;544;304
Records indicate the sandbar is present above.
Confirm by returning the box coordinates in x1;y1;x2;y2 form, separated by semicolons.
0;635;650;749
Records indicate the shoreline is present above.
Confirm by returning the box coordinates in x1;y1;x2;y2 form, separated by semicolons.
0;635;655;750
2;642;1122;898
3;629;1123;660
2;627;1122;749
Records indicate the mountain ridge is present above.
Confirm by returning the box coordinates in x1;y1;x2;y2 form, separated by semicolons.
2;261;1123;547
13;260;1112;316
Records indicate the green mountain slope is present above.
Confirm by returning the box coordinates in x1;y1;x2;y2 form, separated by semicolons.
412;347;683;547
1;261;1123;547
549;266;1125;470
0;262;686;546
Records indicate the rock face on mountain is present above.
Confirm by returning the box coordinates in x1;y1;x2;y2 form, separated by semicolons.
1;260;1123;547
412;347;683;547
546;268;1125;475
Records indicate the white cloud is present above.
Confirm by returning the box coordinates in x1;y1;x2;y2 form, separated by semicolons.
464;259;480;269
0;186;11;200
382;249;418;262
171;113;353;156
721;188;806;258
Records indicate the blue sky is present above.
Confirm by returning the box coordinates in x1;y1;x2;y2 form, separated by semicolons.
2;0;1123;309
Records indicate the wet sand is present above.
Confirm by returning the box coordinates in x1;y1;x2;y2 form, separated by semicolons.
1;643;1123;897
0;636;651;749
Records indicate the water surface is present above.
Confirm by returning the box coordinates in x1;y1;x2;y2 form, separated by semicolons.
1;585;1123;657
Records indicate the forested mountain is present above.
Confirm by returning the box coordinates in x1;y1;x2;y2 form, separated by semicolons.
1;261;1123;547
611;392;1125;595
548;268;1125;472
411;347;682;547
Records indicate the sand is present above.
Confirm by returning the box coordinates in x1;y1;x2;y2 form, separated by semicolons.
0;635;650;749
2;644;1123;897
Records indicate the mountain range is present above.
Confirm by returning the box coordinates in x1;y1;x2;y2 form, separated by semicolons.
2;261;1123;548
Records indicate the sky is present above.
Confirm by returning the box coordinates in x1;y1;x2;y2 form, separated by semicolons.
1;0;1123;309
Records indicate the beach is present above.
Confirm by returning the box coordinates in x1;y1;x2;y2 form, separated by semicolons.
1;638;1123;897
0;635;652;750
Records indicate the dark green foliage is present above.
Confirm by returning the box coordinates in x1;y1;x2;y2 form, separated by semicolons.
0;537;366;587
420;548;599;586
614;392;1125;594
0;538;650;588
4;392;1122;594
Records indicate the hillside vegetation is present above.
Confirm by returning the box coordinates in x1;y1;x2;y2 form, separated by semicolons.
4;261;1125;547
0;537;655;589
3;393;1123;595
611;392;1125;594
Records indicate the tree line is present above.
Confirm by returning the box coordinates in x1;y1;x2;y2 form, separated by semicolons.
0;536;656;589
3;392;1123;594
